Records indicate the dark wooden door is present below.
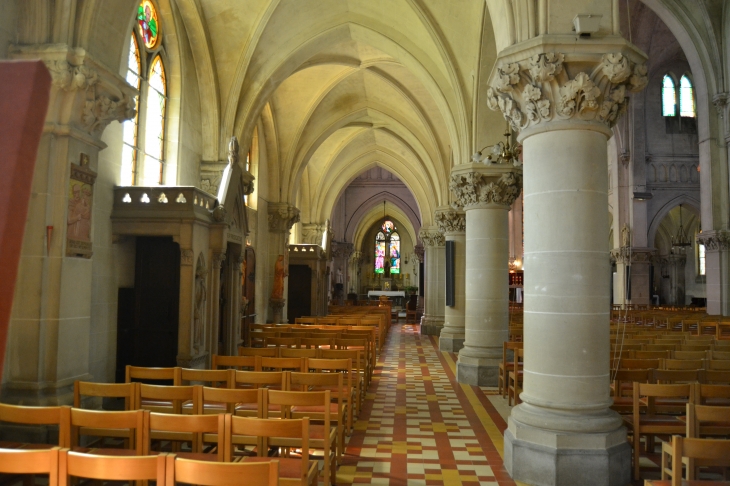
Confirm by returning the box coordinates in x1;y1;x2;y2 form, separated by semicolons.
287;265;311;323
242;247;256;345
128;237;180;369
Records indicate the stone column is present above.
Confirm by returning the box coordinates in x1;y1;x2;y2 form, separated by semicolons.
450;165;522;385
487;39;648;485
436;208;466;352
349;251;363;296
267;203;300;322
418;226;445;335
698;231;730;315
2;45;135;405
610;247;656;305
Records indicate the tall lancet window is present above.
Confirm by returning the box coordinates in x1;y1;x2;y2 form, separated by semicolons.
121;34;141;186
145;56;167;185
662;75;677;117
680;75;696;118
374;220;400;275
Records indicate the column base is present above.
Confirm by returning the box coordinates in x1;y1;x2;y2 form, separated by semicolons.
504;416;631;486
420;316;444;336
0;373;92;406
439;333;465;353
456;356;499;386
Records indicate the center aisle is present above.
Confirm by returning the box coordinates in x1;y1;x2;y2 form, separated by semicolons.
337;323;517;486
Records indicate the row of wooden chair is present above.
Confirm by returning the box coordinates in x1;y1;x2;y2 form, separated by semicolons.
0;448;280;486
611;358;730;372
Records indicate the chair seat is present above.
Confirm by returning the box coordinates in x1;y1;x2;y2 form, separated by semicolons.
308;424;338;441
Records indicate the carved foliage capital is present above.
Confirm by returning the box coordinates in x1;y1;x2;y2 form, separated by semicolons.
268;204;300;232
449;166;522;209
301;223;325;245
697;231;730;251
610;247;656;264
435;208;466;234
419;229;445;248
414;245;425;262
332;242;354;259
487;46;648;133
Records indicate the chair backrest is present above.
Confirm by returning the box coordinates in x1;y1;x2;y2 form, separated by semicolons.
611;369;652;397
0;403;71;447
630;350;671;360
171;456;278;486
202;386;261;415
694;383;730;403
125;365;181;385
687;403;730;437
181;368;233;387
664;359;704;370
213;354;258;371
633;382;693;415
70;408;147;454
279;347;318;358
137;384;201;414
673;350;708;360
707;359;730;370
60;449;166;486
652;368;700;384
701;370;730;384
264;336;300;349
295;317;317;325
670;436;730;484
710;350;730;360
74;381;138;410
238;347;279;358
234;370;287;390
299;337;334;350
259;356;306;372
149;412;227;458
0;447;60;486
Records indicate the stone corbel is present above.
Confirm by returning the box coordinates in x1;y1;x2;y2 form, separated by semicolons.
435;208;466;235
11;44;137;144
712;93;730;143
419;228;445;248
268;203;300;233
332;242;354;259
301;223;326;246
449;163;523;210
697;230;730;252
414;245;425;263
610;247;656;265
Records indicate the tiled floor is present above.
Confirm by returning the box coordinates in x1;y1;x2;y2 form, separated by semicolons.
336;323;517;486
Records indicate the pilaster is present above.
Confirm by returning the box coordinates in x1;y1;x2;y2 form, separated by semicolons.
266;204;300;323
435;207;466;352
610;247;656;306
418;226;445;336
697;231;730;315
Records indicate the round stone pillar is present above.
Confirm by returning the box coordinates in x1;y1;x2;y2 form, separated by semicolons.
435;208;466;352
486;39;648;486
450;165;521;385
418;226;445;336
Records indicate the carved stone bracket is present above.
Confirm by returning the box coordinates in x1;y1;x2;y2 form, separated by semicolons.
181;249;194;266
212;251;227;269
610;247;656;265
419;228;445;248
486;36;648;135
435;208;466;235
11;44;137;139
414;245;425;262
302;223;326;246
449;163;523;210
332;242;354;259
350;250;364;264
268;203;300;233
697;230;730;251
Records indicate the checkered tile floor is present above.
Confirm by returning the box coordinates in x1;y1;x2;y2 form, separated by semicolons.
335;323;516;485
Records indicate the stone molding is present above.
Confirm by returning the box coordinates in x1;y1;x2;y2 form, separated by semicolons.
450;163;522;210
486;36;648;134
610;247;656;264
301;223;326;245
268;203;300;232
11;44;137;138
419;228;445;247
435;208;466;234
697;230;730;251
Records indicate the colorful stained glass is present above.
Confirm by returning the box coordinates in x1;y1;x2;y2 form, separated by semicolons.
382;220;395;234
375;231;386;274
389;232;400;274
680;75;695;118
121;33;141;186
144;55;166;184
662;75;676;117
138;0;160;49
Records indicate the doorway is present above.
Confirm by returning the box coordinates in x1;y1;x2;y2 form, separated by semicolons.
287;264;312;323
242;246;256;346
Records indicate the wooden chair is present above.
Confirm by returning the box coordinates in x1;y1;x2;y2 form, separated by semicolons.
508;348;524;406
265;337;301;349
213;354;258;371
125;365;181;385
623;383;694;480
181;368;234;388
659;436;730;484
70;408;147;455
234;371;287;417
610;369;652;414
701;370;730;385
319;349;366;410
250;331;279;348
305;358;355;432
239;347;279;358
148;411;227;460
228;416;319;486
630;350;672;360
334;338;372;384
673;351;708;361
267;390;336;486
137;384;201;415
499;342;523;398
0;447;60;486
295;317;318;325
0;403;71;448
710;350;730;360
60;449;167;486
687;402;730;438
170;456;278;486
74;381;137;411
694;384;730;406
280;348;319;359
259;357;306;373
202;386;261;416
707;360;730;371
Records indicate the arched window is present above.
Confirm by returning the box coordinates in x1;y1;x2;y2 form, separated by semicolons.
121;0;167;186
121;33;141;186
698;242;706;276
662;75;677;117
389;232;400;274
680;75;696;118
144;55;167;185
375;231;386;274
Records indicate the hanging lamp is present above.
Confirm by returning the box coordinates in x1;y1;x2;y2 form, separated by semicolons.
671;204;691;248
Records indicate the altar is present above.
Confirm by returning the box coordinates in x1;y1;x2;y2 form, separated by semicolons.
367;290;406;307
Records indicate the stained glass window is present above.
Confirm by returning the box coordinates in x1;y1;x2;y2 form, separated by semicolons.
144;55;167;185
680;75;696;118
382;220;395;234
662;75;677;117
389;232;400;274
375;231;386;274
138;0;160;49
121;33;141;186
698;243;706;276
